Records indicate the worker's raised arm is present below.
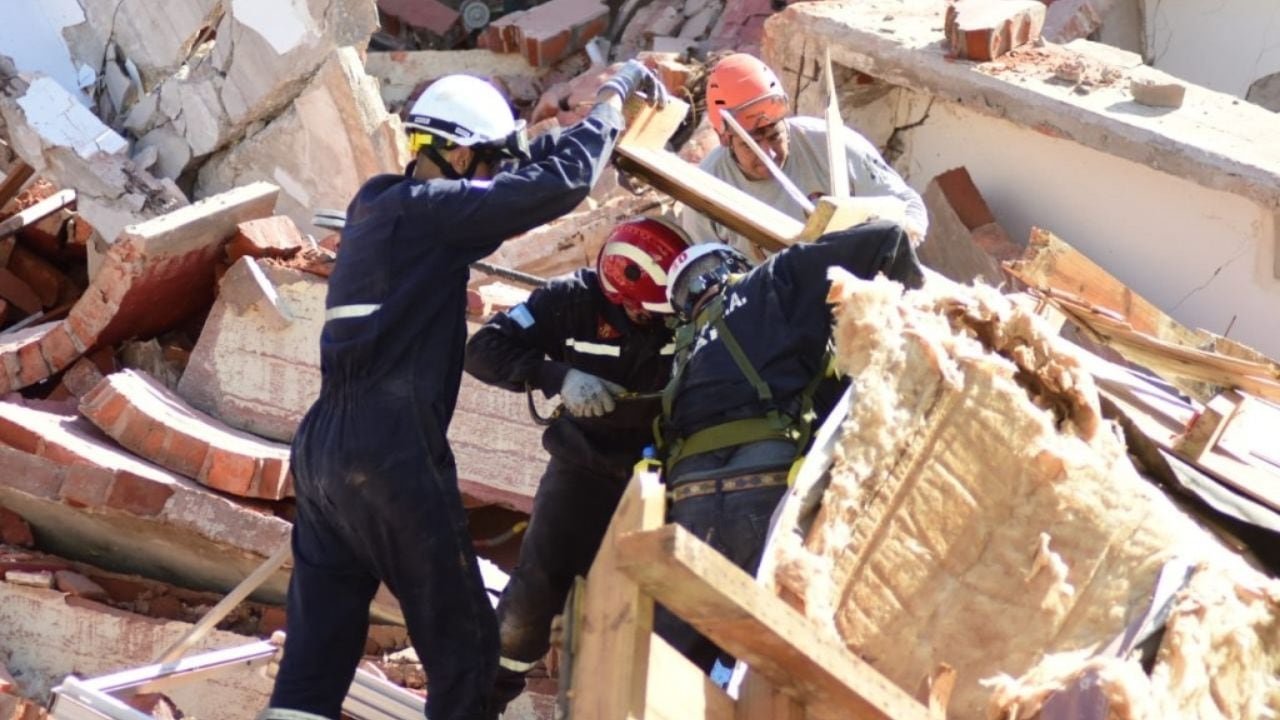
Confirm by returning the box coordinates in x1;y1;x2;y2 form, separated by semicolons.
403;102;623;253
465;279;581;396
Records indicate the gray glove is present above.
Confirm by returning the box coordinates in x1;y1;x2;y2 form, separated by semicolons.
560;369;626;418
596;59;669;107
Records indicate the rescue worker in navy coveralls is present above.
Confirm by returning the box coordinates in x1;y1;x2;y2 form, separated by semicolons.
261;62;669;720
654;220;926;673
464;217;691;713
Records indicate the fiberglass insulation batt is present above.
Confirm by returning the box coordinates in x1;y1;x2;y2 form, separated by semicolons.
769;272;1280;719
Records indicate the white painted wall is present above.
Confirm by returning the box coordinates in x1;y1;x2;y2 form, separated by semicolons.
881;100;1280;358
0;0;91;104
1144;0;1280;99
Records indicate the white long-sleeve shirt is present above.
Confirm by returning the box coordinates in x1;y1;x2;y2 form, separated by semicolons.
678;116;928;262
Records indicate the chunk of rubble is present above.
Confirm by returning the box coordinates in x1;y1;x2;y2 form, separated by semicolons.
80;369;294;501
0;579;272;720
124;0;379;178
771;273;1272;717
1131;77;1187;109
175;259;548;510
918;167;1022;286
0;59;187;260
364;49;544;110
194;48;406;237
0;182;278;396
0;402;291;601
482;0;608;68
945;0;1046;62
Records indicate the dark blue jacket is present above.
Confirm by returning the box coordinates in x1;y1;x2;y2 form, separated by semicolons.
297;103;624;474
465;269;674;463
664;221;924;444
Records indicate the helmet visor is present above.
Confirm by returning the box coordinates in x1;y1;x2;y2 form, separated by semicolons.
671;254;730;319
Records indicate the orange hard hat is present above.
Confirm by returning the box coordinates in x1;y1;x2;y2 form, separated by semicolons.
705;53;789;135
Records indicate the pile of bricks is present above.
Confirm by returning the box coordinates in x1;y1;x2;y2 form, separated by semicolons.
479;0;609;68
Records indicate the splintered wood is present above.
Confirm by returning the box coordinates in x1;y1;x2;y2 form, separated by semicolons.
767;273;1280;718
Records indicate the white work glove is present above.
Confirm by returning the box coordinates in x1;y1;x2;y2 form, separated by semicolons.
560;369;625;418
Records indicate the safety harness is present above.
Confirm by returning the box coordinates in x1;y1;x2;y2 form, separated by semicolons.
655;280;834;476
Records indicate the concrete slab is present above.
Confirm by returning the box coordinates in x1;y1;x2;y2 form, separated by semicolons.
0;401;292;602
194;48;405;238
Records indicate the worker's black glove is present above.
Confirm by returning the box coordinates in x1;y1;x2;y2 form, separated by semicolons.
596;59;669;107
560;369;625;417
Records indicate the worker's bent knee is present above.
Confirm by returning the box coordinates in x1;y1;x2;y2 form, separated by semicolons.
258;708;333;720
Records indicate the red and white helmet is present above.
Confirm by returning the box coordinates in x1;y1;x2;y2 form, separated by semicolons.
597;217;692;315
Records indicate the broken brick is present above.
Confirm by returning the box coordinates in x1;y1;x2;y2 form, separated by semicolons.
0;506;34;548
945;0;1046;62
6;569;54;588
80;370;294;500
919;167;1023;286
490;0;608;68
1131;77;1186;109
0;269;41;315
61;357;106;399
226;215;306;263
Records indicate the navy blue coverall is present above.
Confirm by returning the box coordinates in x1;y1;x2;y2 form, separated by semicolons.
268;103;623;720
657;221;925;672
464;269;674;669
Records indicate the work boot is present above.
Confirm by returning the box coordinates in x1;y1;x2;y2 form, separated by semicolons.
487;665;529;717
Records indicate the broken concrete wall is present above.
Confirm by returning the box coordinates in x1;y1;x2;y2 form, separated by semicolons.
122;0;379;180
0;59;188;256
195;46;406;236
0;581;272;718
772;272;1274;718
1142;0;1280;101
763;1;1280;360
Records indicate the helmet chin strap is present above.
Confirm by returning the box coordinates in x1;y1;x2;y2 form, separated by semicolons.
423;145;481;181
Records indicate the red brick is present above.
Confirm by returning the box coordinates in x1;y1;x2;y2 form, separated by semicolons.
0;269;41;315
81;370;293;500
15;340;50;388
945;0;1046;62
260;605;288;635
8;246;74;307
38;323;84;373
60;463;114;508
0;444;64;499
146;593;185;620
934;167;996;230
226;216;305;263
54;570;110;601
0;506;34;547
61;358;105;399
204;449;255;497
0;403;42;454
106;471;174;516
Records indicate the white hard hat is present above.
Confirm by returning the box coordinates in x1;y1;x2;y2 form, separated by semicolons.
406;75;522;147
666;242;752;319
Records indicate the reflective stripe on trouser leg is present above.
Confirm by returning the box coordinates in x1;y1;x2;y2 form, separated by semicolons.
258;709;332;720
499;656;538;672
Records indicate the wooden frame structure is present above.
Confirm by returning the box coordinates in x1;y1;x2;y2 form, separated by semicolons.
564;469;933;720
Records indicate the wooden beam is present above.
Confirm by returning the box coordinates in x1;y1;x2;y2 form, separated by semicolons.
0;188;76;242
0;162;34;208
645;635;736;720
568;469;666;719
616;524;931;720
1172;390;1247;462
1005;227;1209;348
736;671;807;720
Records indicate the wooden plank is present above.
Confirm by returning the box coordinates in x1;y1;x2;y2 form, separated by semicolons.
1053;299;1280;403
0;162;34;208
616;524;931;720
737;670;806;720
0;188;76;242
821;47;849;200
1173;390;1247;462
1005;227;1209;347
568;469;666;719
613;147;801;252
645;635;736;720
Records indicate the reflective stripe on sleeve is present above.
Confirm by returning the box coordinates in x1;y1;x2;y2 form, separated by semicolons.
499;656;538;673
325;303;382;321
564;338;622;357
